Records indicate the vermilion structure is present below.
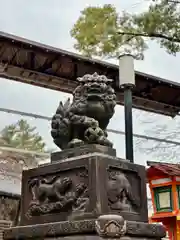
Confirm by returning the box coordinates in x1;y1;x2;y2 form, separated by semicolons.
147;161;180;240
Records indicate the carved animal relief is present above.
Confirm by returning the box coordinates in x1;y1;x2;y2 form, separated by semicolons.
26;169;89;219
107;170;140;213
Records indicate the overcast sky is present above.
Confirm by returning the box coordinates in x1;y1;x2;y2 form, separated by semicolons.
0;0;180;165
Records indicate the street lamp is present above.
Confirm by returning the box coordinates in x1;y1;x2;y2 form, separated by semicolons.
118;54;135;163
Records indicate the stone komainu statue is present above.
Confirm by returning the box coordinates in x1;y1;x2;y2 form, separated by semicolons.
51;72;116;149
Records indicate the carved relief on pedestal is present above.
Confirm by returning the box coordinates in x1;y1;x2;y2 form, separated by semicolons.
95;214;127;238
107;168;140;213
25;168;89;219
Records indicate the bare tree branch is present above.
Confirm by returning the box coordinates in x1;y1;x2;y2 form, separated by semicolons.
167;0;180;3
118;31;180;43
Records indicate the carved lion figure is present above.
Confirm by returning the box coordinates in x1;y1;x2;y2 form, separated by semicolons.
28;176;72;205
51;72;116;149
107;172;140;212
26;177;89;217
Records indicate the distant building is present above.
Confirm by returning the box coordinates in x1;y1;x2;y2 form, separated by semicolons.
0;151;23;239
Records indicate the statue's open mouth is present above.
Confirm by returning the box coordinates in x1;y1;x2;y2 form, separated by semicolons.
87;94;102;100
87;87;101;94
87;87;103;100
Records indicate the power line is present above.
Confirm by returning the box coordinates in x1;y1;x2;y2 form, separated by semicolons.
1;107;180;146
0;108;51;121
122;0;150;11
108;129;180;146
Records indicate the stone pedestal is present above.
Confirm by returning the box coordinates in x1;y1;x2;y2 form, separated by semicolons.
3;217;166;240
3;145;166;240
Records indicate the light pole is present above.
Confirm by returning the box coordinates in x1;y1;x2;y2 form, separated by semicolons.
118;54;135;163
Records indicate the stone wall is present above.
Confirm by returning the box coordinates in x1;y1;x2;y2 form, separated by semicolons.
0;195;19;222
0;220;11;240
0;194;20;240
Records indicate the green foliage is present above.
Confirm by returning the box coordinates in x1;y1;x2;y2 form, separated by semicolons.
0;119;46;152
71;1;180;59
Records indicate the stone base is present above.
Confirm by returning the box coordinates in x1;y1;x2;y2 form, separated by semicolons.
3;218;166;240
3;145;166;240
41;237;161;240
51;144;116;163
20;147;148;225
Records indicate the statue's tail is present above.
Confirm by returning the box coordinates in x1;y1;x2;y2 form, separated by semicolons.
126;188;140;208
51;98;71;149
28;178;39;202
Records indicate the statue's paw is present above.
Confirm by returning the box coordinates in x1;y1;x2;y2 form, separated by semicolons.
68;139;84;148
86;118;99;128
97;136;113;148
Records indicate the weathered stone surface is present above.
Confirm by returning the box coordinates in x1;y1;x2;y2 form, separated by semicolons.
45;238;160;240
19;150;147;226
3;218;166;240
51;73;116;150
51;144;116;163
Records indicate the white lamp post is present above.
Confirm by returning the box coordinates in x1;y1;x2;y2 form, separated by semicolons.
118;54;135;163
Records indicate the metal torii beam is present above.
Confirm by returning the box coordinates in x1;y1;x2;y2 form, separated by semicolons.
0;31;180;116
